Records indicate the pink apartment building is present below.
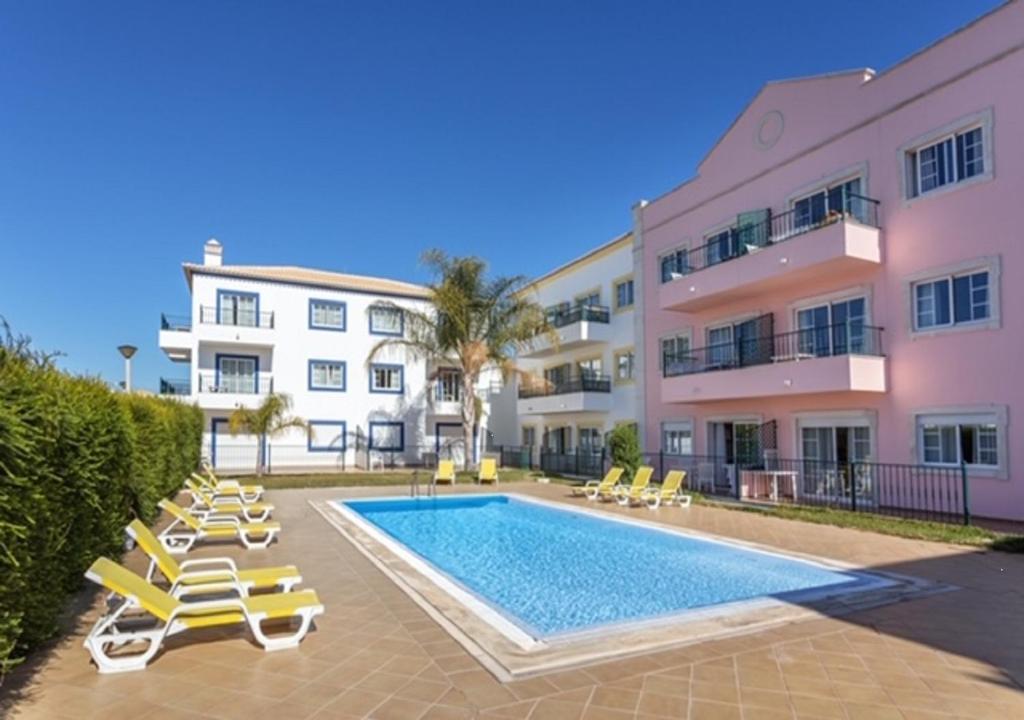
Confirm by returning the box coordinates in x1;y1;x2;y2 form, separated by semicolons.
634;2;1024;521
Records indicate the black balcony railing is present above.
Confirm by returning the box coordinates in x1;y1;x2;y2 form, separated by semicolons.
197;372;273;394
198;306;275;329
661;192;880;281
545;304;611;328
160;313;191;331
518;374;612;399
664;323;884;377
159;378;191;396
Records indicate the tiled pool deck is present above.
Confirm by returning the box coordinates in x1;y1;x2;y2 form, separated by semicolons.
3;482;1024;719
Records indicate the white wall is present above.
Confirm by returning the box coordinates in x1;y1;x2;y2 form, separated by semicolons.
495;238;639;449
184;271;491;470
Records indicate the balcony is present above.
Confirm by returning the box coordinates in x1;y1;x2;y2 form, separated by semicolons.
158;313;192;362
662;324;886;403
517;375;613;415
429;391;462;417
520;305;612;358
660;194;881;312
194;305;276;347
195;371;273;409
159;377;191;397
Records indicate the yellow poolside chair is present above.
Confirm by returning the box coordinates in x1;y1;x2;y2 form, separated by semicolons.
127;519;301;598
614;466;655;506
83;557;323;673
198;464;264;503
158;499;280;554
571;466;624;501
477;458;499;484
434;459;456;485
185;478;274;523
640;470;691;509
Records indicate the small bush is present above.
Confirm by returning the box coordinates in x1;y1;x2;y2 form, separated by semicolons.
608;423;641;479
0;336;202;675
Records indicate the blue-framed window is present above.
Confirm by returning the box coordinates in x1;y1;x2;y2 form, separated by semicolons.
369;363;404;394
216;289;260;327
308;420;347;452
215;354;259;393
369;305;404;336
369;421;404;451
309;299;346;331
913;271;989;330
308;359;346;391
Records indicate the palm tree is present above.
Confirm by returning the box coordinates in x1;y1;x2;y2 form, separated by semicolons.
227;392;307;475
368;250;550;470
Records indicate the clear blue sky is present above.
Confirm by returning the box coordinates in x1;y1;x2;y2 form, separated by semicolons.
0;0;1001;389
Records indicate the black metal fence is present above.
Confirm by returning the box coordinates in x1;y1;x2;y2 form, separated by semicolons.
159;377;190;396
160;313;191;331
494;445;970;525
546;304;611;327
198;305;275;329
518;374;612;399
664;323;884;377
662;192;880;279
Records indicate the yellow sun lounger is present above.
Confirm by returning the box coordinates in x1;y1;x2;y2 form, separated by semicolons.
158;499;280;554
197;464;264;503
614;466;655;506
571;466;624;500
477;458;499;484
434;459;456;485
185;478;274;523
641;470;691;509
127;519;301;598
83;557;323;673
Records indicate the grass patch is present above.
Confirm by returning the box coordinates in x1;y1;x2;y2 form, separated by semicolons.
700;497;1023;551
240;467;546;489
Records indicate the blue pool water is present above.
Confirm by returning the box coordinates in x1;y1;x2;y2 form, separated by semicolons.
341;495;863;637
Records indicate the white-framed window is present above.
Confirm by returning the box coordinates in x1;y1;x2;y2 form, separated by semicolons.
309;360;345;391
793;177;865;228
308;421;346;452
574;290;601;308
614;349;635;382
309;299;346;330
903;111;992;199
796;296;868;356
578;427;602;451
660;248;689;283
918;413;1000;468
369;305;403;336
662;421;693;455
703;228;733;266
370;364;403;394
368;421;404;451
614;278;635;309
435;368;461;403
521;426;536;447
660;334;690;372
913;271;989;331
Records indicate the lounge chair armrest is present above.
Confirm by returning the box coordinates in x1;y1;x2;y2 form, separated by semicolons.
583;480;602;487
179;557;239;572
201;515;242;527
167;597;249;621
173;580;246;597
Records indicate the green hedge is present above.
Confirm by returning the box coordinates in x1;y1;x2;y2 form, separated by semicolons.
0;344;202;674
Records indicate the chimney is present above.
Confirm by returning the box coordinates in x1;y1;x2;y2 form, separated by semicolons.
203;238;223;266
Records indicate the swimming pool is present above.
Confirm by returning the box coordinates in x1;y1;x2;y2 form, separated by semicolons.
338;494;875;641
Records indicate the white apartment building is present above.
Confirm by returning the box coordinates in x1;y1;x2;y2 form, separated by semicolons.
159;239;493;472
494;232;638;467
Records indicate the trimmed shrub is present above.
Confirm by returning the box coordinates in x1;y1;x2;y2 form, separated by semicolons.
608;423;642;479
0;343;202;674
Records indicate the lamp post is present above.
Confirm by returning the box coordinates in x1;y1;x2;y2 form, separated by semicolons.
117;345;137;392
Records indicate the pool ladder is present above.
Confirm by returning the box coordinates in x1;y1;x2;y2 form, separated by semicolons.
410;469;436;498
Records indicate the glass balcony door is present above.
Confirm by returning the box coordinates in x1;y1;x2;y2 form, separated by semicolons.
797;297;866;357
217;356;257;393
219;292;257;327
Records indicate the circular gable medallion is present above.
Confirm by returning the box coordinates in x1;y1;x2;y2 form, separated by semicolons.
754;110;784;150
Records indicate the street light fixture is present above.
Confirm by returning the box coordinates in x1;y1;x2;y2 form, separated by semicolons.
118;344;137;392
